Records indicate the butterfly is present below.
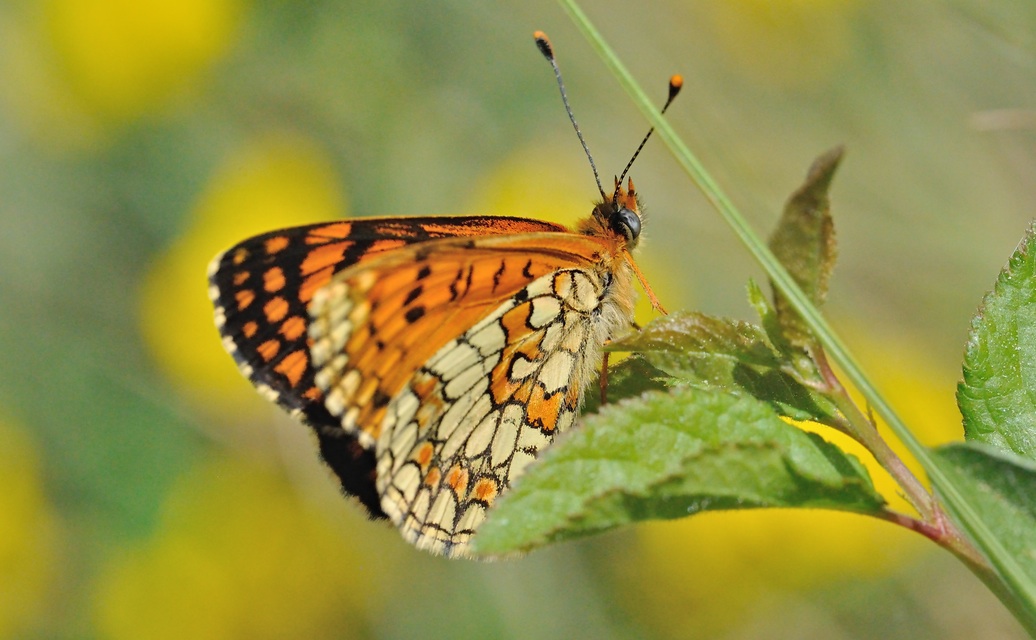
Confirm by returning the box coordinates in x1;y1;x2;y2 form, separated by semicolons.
208;32;679;557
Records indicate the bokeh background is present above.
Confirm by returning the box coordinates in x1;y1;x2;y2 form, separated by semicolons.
1;0;1034;638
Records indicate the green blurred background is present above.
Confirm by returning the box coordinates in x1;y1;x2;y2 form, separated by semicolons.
1;0;1034;637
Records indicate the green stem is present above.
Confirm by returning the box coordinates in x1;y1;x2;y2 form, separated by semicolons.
556;0;1036;632
830;390;934;520
817;347;983;570
874;508;983;568
812;347;935;521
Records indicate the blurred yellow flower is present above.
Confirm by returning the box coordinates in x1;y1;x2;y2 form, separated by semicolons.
701;0;862;87
45;0;244;121
94;456;376;640
615;322;956;638
139;135;348;419
0;0;243;149
0;418;61;638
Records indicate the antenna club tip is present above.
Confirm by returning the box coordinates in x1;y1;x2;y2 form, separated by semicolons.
668;75;684;101
533;31;554;59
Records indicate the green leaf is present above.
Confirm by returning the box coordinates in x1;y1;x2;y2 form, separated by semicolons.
612;311;839;424
767;147;842;364
473;387;883;557
958;223;1036;460
747;278;824;386
932;443;1036;590
612;310;781;367
582;355;671;414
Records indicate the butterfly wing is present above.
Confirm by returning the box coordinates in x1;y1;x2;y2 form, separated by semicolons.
208;216;569;515
308;232;638;555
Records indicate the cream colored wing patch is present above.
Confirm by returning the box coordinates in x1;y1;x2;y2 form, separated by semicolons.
376;268;612;557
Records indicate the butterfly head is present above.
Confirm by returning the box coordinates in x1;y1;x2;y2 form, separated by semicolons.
586;176;643;248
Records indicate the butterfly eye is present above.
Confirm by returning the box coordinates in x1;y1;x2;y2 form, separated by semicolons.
611;207;642;244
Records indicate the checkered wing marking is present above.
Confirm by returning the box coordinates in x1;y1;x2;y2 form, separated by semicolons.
208;216;568;515
310;235;637;556
208;217;568;422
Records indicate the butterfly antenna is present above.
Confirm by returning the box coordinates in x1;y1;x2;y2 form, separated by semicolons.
534;31;607;201
614;75;684;198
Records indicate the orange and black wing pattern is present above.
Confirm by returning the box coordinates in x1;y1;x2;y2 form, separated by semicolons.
208;216;568;515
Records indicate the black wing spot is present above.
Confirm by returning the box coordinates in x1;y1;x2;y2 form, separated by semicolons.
448;269;462;301
464;264;475;296
491;260;506;292
404;285;423;306
416;264;433;280
405;306;426;324
372;389;391;408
